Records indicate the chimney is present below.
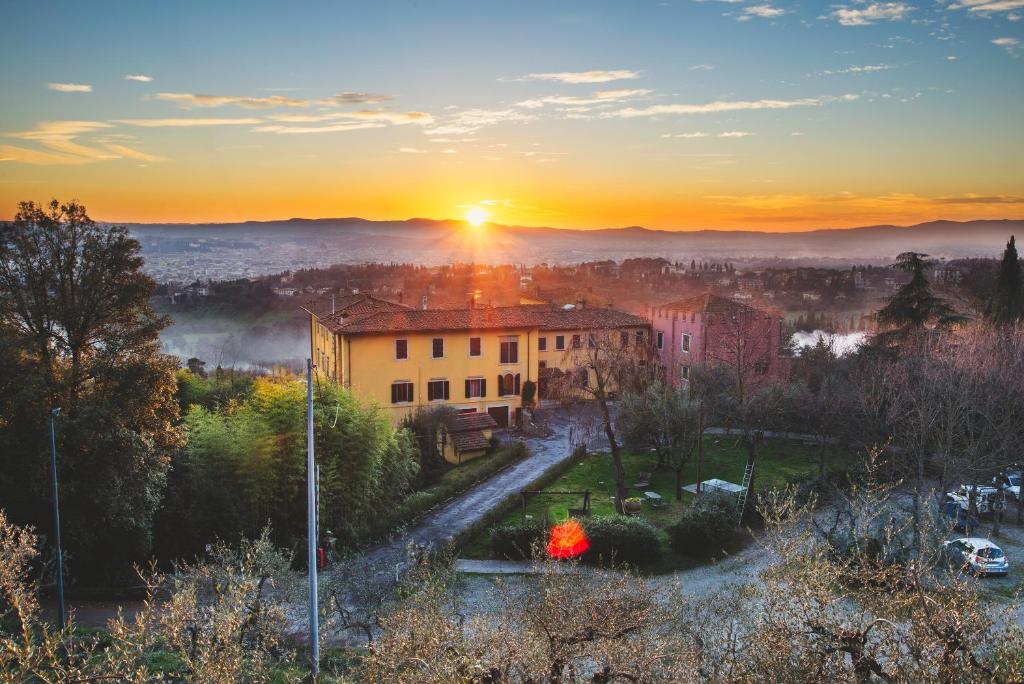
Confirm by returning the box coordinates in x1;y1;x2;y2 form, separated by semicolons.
397;291;403;304
421;295;428;310
331;294;336;314
576;297;585;310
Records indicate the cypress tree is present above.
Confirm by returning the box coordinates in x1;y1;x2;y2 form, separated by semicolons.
987;235;1023;325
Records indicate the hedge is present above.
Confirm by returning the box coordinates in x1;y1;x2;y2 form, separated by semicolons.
667;493;741;556
581;516;662;567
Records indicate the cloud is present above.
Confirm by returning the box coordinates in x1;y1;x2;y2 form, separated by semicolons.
932;194;1024;204
606;94;858;118
740;4;786;20
832;3;911;26
515;70;640;84
822;64;893;75
154;92;308;108
152;91;396;110
398;147;427;153
47;82;92;93
115;117;263;127
688;64;715;71
515;88;651;109
661;131;751;138
251;122;386;134
124;74;153;82
264;110;433;126
992;36;1021;52
948;0;1024;13
4;120;161;164
424;108;536;136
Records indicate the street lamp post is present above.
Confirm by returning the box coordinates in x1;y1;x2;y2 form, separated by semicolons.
49;407;65;631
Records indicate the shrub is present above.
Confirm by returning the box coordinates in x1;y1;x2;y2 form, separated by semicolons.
667;493;741;556
582;516;662;566
490;521;546;560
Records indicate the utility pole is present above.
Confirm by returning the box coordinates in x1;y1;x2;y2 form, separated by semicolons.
49;408;65;631
306;359;320;675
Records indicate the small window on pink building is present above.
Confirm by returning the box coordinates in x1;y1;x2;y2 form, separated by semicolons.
681;333;691;353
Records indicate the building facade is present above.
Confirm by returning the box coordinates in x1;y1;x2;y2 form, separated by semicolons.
648;293;790;388
305;295;649;426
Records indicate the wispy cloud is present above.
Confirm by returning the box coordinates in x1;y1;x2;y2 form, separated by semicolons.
424;108;536;136
822;64;893;75
992;36;1021;52
739;4;786;20
115;117;263;127
606;94;858;118
948;0;1024;14
4;120;162;164
832;3;911;26
515;88;651;109
263;110;433;126
124;74;153;82
688;64;715;71
398;147;427;153
661;131;752;138
251;122;385;135
515;70;640;84
47;82;92;93
153;91;393;109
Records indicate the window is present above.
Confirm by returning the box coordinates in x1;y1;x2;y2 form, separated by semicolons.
681;333;691;353
681;366;690;381
465;377;486;398
539;361;547;370
620;331;630;347
498;372;520;397
427;379;450;401
500;336;519;364
555;335;566;351
656;331;664;350
572;334;581;349
391;381;414;403
432;337;444;359
635;330;644;344
395;339;408;360
755;360;768;375
469;336;482;357
538;336;547;352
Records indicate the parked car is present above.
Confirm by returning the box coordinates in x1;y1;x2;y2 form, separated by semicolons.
946;485;1006;515
943;537;1009;576
993;471;1022;501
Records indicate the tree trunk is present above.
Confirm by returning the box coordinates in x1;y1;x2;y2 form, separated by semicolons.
598;397;627;514
695;409;704;495
675;467;683;501
992;480;1004;538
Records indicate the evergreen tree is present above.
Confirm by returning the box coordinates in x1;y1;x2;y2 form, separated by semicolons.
987;235;1023;325
875;252;962;348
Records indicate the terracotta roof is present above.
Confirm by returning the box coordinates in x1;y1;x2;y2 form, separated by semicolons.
312;304;648;336
301;294;411;332
448;412;498;432
451;430;491;453
659;293;774;317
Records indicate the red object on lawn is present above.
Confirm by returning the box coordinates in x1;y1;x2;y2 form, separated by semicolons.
547;519;590;559
317;546;325;570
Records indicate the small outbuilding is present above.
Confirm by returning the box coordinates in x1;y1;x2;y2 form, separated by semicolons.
438;412;498;464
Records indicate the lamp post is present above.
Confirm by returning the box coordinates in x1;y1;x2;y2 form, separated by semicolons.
49;407;65;631
306;359;320;675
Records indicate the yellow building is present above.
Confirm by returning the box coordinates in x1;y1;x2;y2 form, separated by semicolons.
304;295;649;426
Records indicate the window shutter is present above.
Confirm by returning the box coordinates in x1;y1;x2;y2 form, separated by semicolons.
514;373;521;395
497;375;503;396
465;379;471;398
444;381;450;400
391;383;397;403
481;378;487;397
409;383;413;402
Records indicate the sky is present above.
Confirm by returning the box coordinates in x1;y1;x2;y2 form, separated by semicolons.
1;0;1022;231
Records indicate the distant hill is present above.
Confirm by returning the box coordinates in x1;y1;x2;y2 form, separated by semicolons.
126;217;1024;265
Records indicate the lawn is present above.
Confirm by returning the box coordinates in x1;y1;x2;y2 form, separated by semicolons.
460;435;855;569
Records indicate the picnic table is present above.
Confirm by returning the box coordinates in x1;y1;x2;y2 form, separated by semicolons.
644;491;665;507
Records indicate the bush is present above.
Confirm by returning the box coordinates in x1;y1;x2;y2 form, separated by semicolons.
667;493;741;556
582;516;662;567
490;521;546;560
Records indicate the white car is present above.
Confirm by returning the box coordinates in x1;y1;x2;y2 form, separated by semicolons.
994;472;1022;501
946;485;1005;514
943;538;1009;576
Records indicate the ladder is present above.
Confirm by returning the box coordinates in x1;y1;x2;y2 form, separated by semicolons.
735;463;754;526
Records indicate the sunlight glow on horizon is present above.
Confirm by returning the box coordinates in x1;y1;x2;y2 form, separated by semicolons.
464;207;490;227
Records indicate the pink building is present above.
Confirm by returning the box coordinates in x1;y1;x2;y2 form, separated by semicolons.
647;293;790;387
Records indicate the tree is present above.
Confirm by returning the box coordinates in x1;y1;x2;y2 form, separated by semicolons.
553;330;655;513
617;380;701;501
987;235;1023;325
0;200;183;582
875;252;962;349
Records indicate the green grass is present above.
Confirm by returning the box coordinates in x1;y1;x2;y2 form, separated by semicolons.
460;435;855;570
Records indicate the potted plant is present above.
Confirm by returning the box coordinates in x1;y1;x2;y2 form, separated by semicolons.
623;496;643;513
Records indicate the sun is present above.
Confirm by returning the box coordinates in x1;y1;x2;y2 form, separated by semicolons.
464;207;490;227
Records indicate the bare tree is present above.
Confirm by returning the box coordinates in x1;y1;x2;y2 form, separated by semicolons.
552;329;655;513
